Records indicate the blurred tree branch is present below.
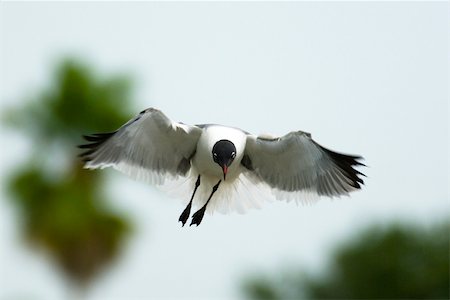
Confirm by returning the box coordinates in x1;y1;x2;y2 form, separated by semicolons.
3;59;136;289
242;221;450;299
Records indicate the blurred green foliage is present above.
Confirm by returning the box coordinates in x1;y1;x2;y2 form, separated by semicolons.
242;221;449;299
4;59;135;287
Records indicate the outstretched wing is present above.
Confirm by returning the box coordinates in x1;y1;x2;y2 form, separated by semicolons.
79;108;202;184
243;131;365;201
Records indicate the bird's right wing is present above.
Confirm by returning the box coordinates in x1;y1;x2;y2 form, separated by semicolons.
79;108;202;184
243;131;365;202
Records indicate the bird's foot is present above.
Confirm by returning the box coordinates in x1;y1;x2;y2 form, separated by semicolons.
178;202;192;227
190;206;206;227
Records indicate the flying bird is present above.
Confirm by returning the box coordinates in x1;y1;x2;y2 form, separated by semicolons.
79;108;365;226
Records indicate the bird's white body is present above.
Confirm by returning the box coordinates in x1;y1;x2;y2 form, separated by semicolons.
193;125;246;181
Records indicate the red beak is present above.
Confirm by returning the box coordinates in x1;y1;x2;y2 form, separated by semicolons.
222;165;228;180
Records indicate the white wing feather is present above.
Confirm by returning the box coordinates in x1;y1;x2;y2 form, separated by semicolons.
79;108;202;185
244;131;365;203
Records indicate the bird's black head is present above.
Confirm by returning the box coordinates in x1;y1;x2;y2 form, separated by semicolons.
212;139;236;180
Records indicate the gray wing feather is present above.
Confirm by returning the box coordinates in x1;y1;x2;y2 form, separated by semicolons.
244;131;365;198
79;108;202;183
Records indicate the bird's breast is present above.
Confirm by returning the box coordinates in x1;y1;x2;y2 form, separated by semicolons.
192;125;247;181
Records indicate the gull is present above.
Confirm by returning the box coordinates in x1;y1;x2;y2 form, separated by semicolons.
79;108;365;226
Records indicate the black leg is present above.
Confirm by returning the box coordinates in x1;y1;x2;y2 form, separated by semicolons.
190;180;221;227
178;175;201;227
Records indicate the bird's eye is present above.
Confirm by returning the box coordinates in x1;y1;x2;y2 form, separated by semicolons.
231;152;236;159
213;153;218;158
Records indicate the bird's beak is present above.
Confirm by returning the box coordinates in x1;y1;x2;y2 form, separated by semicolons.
222;164;228;181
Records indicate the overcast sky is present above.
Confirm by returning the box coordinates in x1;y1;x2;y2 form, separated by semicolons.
1;2;448;299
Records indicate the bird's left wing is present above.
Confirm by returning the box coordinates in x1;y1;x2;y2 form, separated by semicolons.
243;131;365;201
79;108;202;184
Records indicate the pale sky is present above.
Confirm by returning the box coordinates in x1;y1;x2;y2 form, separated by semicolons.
1;2;448;299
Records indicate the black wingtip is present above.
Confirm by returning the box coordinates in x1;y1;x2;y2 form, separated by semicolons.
318;144;367;190
77;131;116;160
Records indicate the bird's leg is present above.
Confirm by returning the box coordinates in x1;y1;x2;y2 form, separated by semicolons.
190;180;221;227
178;175;201;227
